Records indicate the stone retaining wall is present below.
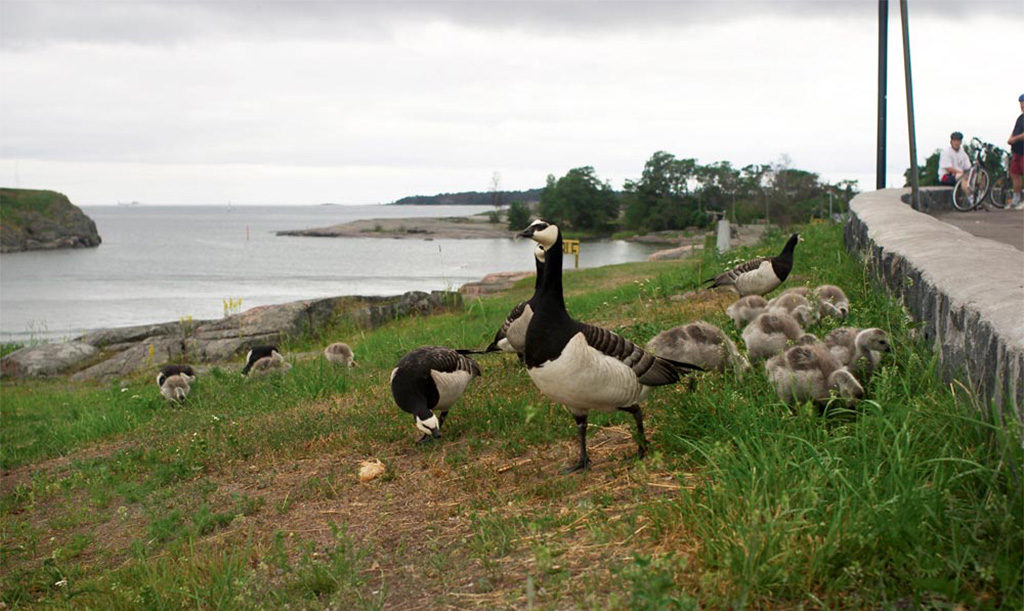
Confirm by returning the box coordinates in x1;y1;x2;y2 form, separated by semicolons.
844;188;1023;421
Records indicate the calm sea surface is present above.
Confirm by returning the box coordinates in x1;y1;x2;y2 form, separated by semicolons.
0;205;658;342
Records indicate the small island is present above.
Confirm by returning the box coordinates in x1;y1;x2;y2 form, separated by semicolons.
0;188;102;253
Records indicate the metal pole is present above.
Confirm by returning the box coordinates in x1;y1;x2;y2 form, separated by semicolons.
900;0;921;211
876;0;888;190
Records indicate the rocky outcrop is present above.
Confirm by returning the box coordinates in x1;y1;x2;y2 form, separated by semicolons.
459;270;536;297
845;188;1023;422
2;290;462;381
0;188;102;253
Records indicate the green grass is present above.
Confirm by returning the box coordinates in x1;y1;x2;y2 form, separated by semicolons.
1;221;1020;609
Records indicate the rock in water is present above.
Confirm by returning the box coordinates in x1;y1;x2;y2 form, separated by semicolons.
0;188;102;253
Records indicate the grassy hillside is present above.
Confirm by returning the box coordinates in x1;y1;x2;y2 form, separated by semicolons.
0;188;101;252
1;222;1020;609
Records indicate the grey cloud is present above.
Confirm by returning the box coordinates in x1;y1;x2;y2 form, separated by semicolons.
3;0;1014;49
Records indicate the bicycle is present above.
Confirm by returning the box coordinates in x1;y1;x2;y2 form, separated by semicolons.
952;137;993;212
987;148;1013;209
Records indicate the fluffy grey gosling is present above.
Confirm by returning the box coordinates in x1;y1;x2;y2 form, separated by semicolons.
726;295;768;328
742;311;805;360
247;349;292;377
160;374;192;403
824;327;891;379
324;342;357;367
766;343;865;406
646;321;749;375
767;292;820;328
815;285;850;319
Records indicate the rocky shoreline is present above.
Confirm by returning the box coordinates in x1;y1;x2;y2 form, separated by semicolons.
277;214;512;240
1;291;462;381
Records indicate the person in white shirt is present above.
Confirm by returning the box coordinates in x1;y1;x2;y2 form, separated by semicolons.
937;131;973;201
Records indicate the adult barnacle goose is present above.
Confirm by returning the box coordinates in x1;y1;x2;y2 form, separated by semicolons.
519;219;701;473
324;342;357;367
390;346;481;442
704;233;801;296
485;243;546;357
646;321;749;375
241;345;291;377
157;364;195;403
157;364;196;388
766;343;864;407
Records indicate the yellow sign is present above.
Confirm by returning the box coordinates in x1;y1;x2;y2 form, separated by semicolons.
563;239;581;269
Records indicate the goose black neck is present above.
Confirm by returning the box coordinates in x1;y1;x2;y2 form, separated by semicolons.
538;230;565;311
532;255;544;294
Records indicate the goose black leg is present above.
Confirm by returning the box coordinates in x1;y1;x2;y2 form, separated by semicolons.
438;411;448;428
564;414;591;474
618;405;648;460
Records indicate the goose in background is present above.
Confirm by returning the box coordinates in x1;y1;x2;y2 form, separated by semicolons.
390;346;481;442
725;295;768;328
703;233;801;296
646;321;749;375
485;243;546;357
519;219;701;473
242;345;291;377
742;311;805;360
824;327;891;380
815;285;850;319
767;292;820;328
766;343;864;406
157;364;195;388
160;374;192;403
324;342;357;367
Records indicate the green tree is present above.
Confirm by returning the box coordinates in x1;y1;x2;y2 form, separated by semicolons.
903;149;941;187
538;167;619;231
623;151;703;231
506;200;531;231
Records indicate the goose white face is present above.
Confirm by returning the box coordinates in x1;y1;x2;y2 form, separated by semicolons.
416;413;441;438
521;219;558;250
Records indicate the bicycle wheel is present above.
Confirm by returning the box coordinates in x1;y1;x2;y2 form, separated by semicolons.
973;168;991;205
988;176;1008;209
952;176;974;211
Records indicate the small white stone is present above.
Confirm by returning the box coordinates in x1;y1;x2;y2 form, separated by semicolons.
358;459;386;483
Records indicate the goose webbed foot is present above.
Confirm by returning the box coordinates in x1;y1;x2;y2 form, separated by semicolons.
417;433;437;444
563;457;591;474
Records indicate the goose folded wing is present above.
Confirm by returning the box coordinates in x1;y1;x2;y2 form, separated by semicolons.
578;323;695;386
707;256;769;285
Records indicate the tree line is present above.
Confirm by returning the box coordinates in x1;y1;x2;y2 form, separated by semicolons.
506;151;857;234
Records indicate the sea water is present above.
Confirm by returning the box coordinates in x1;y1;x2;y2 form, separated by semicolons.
0;205;658;343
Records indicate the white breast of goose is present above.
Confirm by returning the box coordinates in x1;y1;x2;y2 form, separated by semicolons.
734;261;779;296
504;305;534;353
527;333;649;414
430;369;474;411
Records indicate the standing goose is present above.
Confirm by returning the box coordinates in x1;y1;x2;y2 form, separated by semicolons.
704;233;801;296
766;343;864;406
519;219;701;473
485;243;546;356
390;346;481;442
241;345;291;377
324;342;357;367
646;321;749;375
742;311;805;360
725;295;768;328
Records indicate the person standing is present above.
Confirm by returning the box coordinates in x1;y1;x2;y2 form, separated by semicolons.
1008;94;1024;209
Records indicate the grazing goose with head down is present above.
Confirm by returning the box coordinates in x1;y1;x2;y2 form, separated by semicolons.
390;346;481;442
766;343;864;407
704;233;801;296
519;219;701;473
485;243;546;357
646;321;749;375
242;345;291;377
324;342;357;367
157;364;195;403
814;284;850;319
767;291;820;328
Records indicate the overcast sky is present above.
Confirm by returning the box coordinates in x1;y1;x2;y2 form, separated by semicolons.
1;0;1020;205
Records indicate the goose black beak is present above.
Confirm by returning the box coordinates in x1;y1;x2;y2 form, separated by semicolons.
517;226;536;239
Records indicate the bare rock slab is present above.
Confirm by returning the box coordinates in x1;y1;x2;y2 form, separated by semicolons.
1;341;99;378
